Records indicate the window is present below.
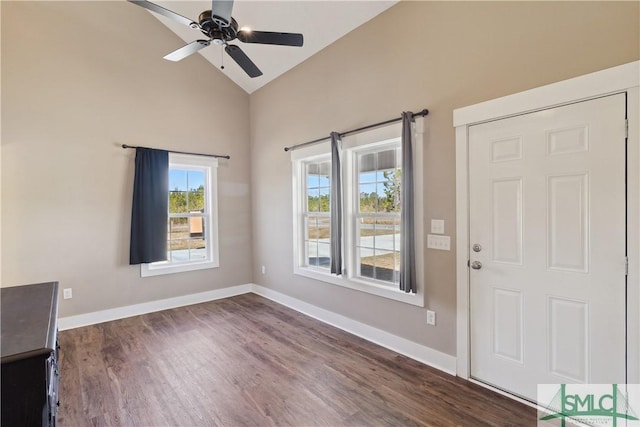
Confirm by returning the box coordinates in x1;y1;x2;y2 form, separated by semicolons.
291;122;424;306
303;158;332;270
141;153;219;277
354;145;402;286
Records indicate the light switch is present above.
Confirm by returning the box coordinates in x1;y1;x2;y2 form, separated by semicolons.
431;219;445;234
427;234;451;251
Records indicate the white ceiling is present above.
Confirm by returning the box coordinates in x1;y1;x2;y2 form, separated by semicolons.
147;1;397;93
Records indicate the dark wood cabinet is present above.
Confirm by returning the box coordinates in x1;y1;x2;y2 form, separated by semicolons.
1;282;60;427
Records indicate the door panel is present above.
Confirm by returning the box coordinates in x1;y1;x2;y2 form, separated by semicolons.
469;94;627;401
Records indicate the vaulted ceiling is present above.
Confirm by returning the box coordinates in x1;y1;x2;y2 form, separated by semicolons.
142;1;397;93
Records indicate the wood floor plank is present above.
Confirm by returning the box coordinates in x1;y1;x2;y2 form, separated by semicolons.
58;294;536;426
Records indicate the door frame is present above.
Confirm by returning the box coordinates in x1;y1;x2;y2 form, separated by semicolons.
454;61;640;390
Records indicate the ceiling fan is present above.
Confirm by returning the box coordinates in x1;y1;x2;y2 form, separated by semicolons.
128;0;304;78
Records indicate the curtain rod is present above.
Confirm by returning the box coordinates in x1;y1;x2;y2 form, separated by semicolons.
121;144;230;159
283;109;429;152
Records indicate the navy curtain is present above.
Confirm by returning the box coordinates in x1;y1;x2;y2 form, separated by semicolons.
330;132;343;275
129;148;169;265
399;112;416;293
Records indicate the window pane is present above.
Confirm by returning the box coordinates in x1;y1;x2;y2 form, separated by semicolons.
359;153;376;174
377;149;396;170
169;169;187;191
305;213;330;269
307;188;320;212
306;163;320;188
373;249;397;284
359;171;377;184
169;191;187;213
316;242;331;268
382;170;401;213
169;238;187;251
318;216;330;239
375;217;397;240
356;215;400;285
169;239;189;262
359;249;375;280
318;161;331;178
189;238;206;261
168;233;208;263
306;161;330;190
188;215;204;237
307;241;318;266
318;187;330;213
189;189;205;211
307;215;330;240
358;250;399;285
359;183;377;212
170;217;189;240
169;218;190;263
358;218;376;248
187;170;205;190
306;215;318;240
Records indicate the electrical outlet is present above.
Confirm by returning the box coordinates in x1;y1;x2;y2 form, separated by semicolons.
261;265;266;275
426;310;436;326
63;288;73;299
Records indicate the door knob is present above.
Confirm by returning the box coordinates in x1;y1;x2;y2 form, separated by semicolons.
471;261;482;270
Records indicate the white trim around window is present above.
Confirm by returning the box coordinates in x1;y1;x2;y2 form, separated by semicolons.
141;153;220;277
291;119;426;307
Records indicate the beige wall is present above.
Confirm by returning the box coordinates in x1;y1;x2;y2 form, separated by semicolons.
1;1;253;317
2;1;639;358
250;2;640;356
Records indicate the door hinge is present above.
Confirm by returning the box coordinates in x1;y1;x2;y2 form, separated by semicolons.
625;256;629;276
626;119;629;139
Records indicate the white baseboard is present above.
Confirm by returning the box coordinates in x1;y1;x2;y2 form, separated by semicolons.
251;284;457;375
58;283;456;376
57;284;252;330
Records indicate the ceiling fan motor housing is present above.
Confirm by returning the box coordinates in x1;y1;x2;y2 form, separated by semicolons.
198;10;238;44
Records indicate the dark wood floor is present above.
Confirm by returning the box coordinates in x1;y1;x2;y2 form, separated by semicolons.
58;293;536;426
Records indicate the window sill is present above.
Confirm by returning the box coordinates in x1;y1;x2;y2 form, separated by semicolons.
293;266;424;307
141;259;219;277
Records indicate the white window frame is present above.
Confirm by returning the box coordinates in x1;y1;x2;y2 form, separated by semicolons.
291;120;425;306
141;153;220;277
348;140;402;287
300;155;333;272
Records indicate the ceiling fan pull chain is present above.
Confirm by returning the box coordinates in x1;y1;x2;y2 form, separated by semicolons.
220;46;225;70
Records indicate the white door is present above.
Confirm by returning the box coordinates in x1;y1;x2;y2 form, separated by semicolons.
469;94;627;401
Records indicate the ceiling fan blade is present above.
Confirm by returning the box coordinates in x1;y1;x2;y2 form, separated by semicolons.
237;30;303;47
211;0;234;26
128;0;198;28
225;45;262;78
164;40;210;62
